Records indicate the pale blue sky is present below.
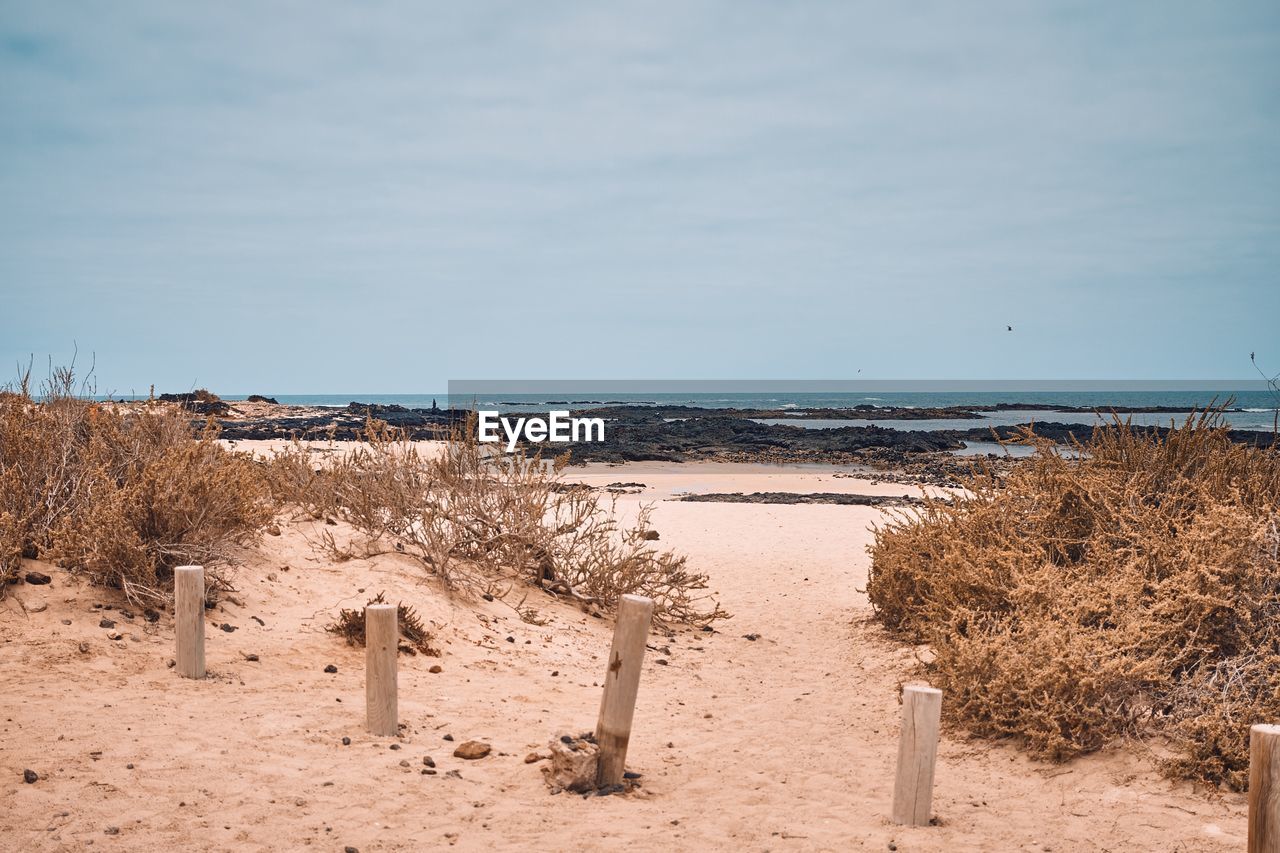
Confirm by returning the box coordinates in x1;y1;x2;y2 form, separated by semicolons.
1;1;1277;393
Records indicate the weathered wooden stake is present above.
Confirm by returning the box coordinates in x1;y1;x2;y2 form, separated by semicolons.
595;594;655;787
891;684;943;826
174;565;205;679
365;603;398;736
1250;723;1280;853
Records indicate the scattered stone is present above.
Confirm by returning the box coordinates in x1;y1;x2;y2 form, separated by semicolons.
24;571;52;585
423;756;435;767
445;770;462;779
99;618;116;629
104;826;120;835
108;632;123;641
656;659;669;666
243;653;260;662
126;763;134;769
167;659;176;668
640;530;660;541
344;847;359;853
389;744;401;751
743;633;760;641
23;769;37;784
28;602;47;613
324;664;338;673
505;636;515;643
542;734;600;794
443;734;454;742
143;609;160;623
60;618;71;625
453;741;491;760
524;752;546;764
429;665;442;674
422;769;437;775
78;642;90;654
551;670;559;677
399;759;410;767
120;610;134;619
220;623;237;633
341;737;351;746
481;593;494;602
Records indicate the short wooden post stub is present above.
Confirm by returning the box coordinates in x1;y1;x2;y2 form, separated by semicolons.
365;603;398;737
174;565;205;679
891;684;943;826
595;594;655;787
1250;723;1280;853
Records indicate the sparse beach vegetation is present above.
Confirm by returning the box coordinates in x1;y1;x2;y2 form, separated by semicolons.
867;411;1280;789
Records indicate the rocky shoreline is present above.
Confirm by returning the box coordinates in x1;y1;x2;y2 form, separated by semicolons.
182;399;1274;477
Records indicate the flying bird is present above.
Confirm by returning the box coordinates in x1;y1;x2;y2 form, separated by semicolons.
1007;325;1013;332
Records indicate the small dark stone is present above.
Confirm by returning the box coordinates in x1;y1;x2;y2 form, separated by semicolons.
104;826;120;835
560;735;573;744
422;768;437;775
442;734;454;742
220;623;237;633
126;763;134;769
324;664;338;673
423;756;435;767
99;618;116;629
120;610;134;620
23;769;37;783
389;744;401;751
623;771;642;780
505;636;515;643
341;737;351;746
656;659;669;666
743;633;760;641
244;653;260;662
24;571;52;585
481;593;494;602
143;609;160;623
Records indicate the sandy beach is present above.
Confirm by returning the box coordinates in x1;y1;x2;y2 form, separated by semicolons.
0;457;1249;851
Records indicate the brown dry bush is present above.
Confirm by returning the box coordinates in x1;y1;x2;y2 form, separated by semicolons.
326;591;440;656
0;369;274;605
866;412;1280;788
271;420;728;628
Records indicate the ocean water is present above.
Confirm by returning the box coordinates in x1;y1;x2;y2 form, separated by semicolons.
202;390;1279;433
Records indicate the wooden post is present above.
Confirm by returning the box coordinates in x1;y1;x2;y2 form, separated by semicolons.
365;603;398;737
595;594;655;787
1250;724;1280;853
174;565;206;679
891;684;943;826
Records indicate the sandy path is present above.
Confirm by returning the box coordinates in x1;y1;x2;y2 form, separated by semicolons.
0;464;1249;851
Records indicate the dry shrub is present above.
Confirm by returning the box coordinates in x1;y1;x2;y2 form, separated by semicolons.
273;420;728;628
326;591;440;656
866;412;1280;788
0;368;274;605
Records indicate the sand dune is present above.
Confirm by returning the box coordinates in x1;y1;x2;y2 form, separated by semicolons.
0;464;1247;851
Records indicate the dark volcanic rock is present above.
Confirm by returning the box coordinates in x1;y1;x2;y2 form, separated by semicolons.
677;492;925;507
158;391;230;416
24;571;51;585
245;395;278;404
